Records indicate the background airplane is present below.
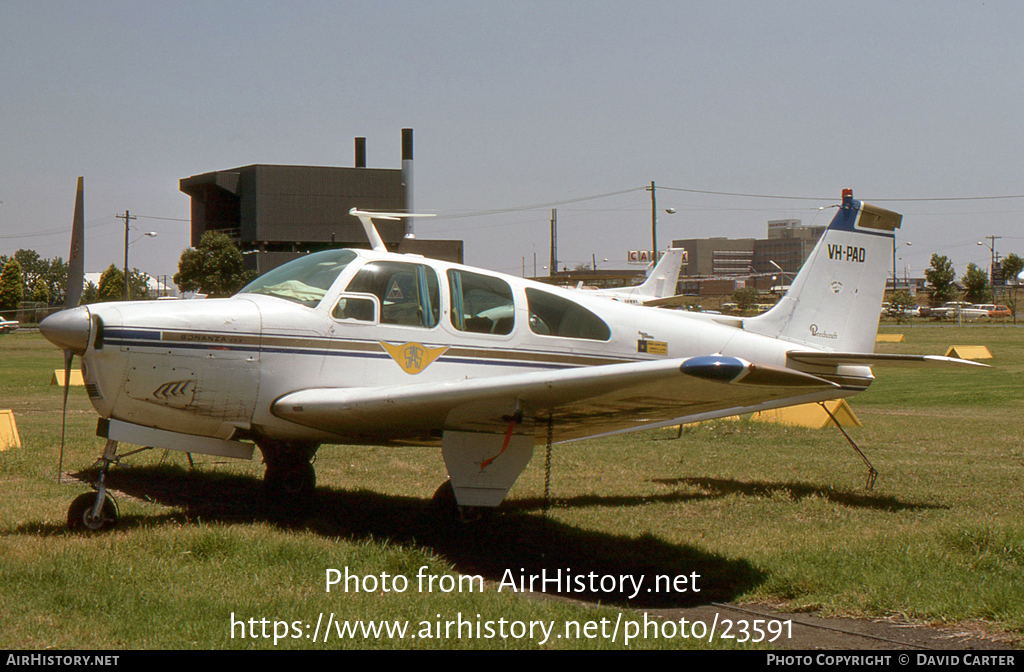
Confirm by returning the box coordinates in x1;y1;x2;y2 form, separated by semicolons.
576;247;687;306
40;186;984;530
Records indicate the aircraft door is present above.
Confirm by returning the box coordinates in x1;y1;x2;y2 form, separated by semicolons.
325;261;443;382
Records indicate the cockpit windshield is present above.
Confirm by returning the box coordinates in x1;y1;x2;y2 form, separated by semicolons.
238;249;358;307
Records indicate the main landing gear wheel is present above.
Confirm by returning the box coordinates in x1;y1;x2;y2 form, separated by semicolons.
258;441;319;502
263;460;317;499
67;492;118;531
429;480;492;525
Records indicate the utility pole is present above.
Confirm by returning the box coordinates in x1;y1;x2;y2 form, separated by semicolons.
550;209;557;277
984;235;1001;288
647;181;657;260
117;211;136;301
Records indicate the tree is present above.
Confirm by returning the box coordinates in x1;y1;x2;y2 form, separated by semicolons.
173;231;254;297
13;249;46;299
95;265;149;302
42;257;68;306
888;289;915;324
1001;253;1024;286
1000;252;1023;324
962;262;991;304
0;250;69;306
81;281;98;304
31;278;50;304
0;259;24;313
732;287;759;313
924;254;958;306
97;265;124;302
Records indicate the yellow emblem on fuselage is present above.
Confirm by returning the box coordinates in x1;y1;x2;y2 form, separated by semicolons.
380;341;449;375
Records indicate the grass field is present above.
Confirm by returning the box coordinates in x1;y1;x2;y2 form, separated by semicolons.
1;325;1022;649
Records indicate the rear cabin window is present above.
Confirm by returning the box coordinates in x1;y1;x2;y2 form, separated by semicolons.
447;269;515;335
525;288;611;341
345;261;440;328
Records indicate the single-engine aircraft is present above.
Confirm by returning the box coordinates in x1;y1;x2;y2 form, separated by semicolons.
41;186;984;530
576;247;687;306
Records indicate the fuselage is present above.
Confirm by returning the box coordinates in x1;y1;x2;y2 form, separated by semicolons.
61;247;856;446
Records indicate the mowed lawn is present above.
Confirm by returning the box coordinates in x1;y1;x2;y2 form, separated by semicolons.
0;324;1021;648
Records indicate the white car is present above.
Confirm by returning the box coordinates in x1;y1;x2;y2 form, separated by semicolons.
936;301;987;320
0;318;18;334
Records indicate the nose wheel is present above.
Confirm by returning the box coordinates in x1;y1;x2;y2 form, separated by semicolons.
67;492;118;531
66;438;121;532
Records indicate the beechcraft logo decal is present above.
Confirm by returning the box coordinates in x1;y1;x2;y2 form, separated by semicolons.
380;341;449;375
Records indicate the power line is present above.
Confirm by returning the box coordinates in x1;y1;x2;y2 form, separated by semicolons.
658;185;1024;203
434;187;646;219
136;214;190;222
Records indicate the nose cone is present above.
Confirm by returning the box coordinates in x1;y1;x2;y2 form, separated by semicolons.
39;306;91;355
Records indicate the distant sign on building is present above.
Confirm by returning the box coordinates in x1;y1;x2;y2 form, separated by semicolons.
627;250;657;264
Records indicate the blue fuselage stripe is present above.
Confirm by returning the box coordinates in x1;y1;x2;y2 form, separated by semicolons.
104;329;582;371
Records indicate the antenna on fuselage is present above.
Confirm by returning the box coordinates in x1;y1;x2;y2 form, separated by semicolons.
349;208;435;253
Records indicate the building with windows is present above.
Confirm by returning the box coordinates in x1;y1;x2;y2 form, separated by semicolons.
670;219;827;296
179;130;462;275
752;219;826;275
671;237;757;277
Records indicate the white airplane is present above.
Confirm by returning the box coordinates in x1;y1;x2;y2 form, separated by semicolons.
578;247;687;306
41;188;984;531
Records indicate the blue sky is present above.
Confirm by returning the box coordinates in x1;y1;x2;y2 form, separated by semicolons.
2;1;1022;281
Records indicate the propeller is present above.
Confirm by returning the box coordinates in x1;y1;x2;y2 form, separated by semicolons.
54;177;86;484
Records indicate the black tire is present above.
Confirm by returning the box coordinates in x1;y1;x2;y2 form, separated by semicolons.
429;480;458;514
263;460;317;501
428;480;493;524
67;493;118;531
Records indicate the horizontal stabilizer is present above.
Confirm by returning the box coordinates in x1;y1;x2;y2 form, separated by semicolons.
786;351;990;368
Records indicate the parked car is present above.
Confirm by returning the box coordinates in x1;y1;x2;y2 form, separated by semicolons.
934;301;987;320
978;304;1012;319
0;318;18;334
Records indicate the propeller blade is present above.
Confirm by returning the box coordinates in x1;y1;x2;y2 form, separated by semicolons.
65;177;85;310
58;350;73;484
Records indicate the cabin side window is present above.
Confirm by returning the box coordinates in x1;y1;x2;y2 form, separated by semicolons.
525;288;611;341
331;295;378;322
345;261;440;328
447;270;515;335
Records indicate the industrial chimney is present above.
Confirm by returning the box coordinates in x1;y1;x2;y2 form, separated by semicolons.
354;137;366;168
402;128;414;237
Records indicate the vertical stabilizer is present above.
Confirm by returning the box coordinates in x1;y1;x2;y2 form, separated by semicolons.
634;247;686;298
745;190;901;353
65;177;85;309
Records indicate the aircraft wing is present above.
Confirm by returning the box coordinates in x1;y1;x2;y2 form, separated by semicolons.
272;355;841;445
640;294;692;308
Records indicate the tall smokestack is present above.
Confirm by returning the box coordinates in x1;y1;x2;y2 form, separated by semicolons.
401;128;413;237
355;137;366;168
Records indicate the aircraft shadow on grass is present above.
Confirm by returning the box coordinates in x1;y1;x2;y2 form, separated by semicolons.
15;463;944;607
21;464;781;608
647;477;947;513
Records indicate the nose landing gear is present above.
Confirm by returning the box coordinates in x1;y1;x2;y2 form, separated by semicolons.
66;438;121;531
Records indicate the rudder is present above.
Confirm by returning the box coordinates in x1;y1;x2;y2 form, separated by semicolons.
745;189;901;353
